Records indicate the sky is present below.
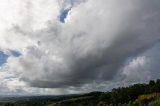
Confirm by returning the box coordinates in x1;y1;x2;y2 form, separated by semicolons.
0;0;160;95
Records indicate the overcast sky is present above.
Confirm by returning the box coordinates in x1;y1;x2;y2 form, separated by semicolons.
0;0;160;95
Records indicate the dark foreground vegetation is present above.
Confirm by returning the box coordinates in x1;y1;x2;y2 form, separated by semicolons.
0;79;160;106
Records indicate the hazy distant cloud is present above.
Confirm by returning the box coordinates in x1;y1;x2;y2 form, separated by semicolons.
0;0;160;95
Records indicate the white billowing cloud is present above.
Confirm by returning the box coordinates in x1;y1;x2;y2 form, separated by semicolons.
0;0;59;50
0;0;160;95
120;43;160;85
122;56;151;83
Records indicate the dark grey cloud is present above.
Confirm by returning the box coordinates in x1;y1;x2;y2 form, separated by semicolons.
16;0;160;88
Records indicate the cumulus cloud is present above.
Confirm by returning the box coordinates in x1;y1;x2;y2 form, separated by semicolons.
0;0;160;94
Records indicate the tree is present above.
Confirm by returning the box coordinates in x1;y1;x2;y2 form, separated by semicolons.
97;101;107;106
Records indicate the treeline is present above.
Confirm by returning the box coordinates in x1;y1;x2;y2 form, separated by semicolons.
99;79;160;105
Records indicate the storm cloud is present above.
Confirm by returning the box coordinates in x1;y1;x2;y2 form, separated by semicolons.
0;0;160;94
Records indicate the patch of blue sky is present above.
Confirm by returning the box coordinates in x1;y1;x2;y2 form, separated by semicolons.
0;50;21;66
4;76;16;80
10;50;21;57
0;51;9;66
59;9;70;23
